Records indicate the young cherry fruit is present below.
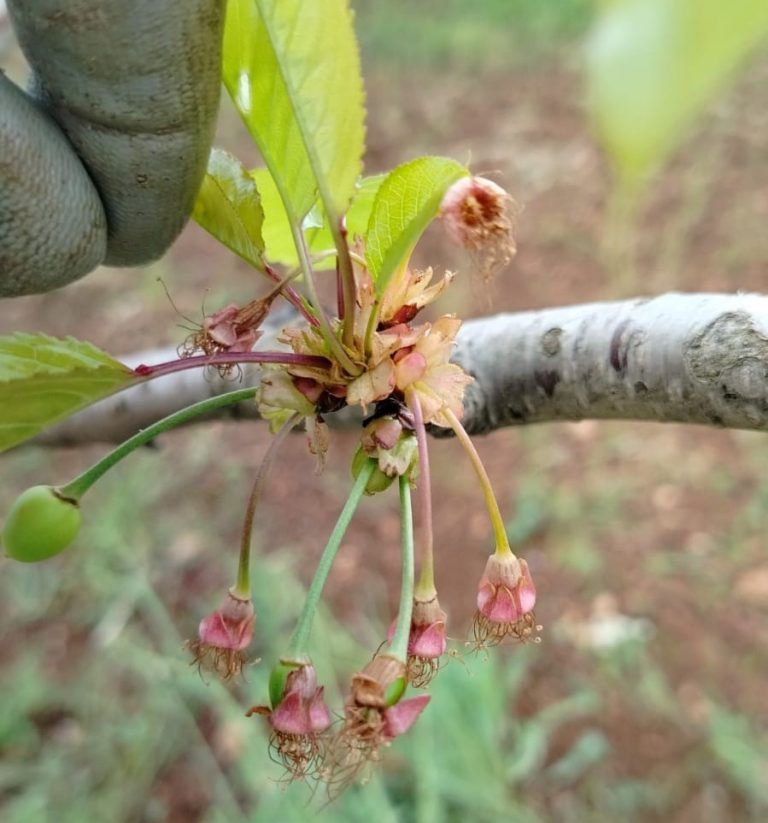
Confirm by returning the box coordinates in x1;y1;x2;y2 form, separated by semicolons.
350;448;395;495
2;485;81;562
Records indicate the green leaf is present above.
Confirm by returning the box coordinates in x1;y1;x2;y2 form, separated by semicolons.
0;335;133;452
251;170;384;271
347;174;385;240
249;168;334;270
223;0;365;224
192;148;265;271
365;157;468;295
587;0;768;187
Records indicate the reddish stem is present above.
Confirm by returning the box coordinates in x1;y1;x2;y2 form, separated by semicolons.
405;388;436;595
265;262;318;327
336;256;345;320
133;351;329;379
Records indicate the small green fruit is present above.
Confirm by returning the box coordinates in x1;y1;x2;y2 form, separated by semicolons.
2;485;81;562
268;658;307;709
384;675;407;707
351;448;395;495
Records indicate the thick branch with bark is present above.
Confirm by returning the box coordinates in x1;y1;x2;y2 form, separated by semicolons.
36;292;768;445
454;292;768;435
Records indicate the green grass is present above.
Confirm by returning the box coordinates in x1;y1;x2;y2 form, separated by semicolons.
355;0;594;70
2;422;768;821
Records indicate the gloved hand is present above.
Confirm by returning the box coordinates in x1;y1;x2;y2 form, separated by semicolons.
0;0;225;297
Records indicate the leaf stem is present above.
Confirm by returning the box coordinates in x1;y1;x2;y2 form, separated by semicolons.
234;412;302;598
286;459;376;657
442;407;512;556
60;388;259;500
389;475;416;662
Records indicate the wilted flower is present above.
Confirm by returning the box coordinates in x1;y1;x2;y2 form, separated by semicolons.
388;595;448;687
188;590;256;680
323;654;430;790
360;414;419;479
247;661;332;780
256;370;316;432
439;175;517;281
393;315;474;427
378;267;454;329
180;278;291;371
473;552;540;647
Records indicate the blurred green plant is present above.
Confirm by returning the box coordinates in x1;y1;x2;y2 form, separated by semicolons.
586;0;768;194
356;0;593;69
2;430;768;821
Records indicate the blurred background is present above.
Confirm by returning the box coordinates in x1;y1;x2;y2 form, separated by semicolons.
1;1;768;821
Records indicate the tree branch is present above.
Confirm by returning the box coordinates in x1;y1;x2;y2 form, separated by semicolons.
35;292;768;445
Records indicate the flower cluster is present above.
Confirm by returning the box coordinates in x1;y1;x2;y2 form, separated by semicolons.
180;176;538;792
260;268;472;431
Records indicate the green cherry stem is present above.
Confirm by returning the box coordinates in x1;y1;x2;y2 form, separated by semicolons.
59;388;259;500
443;406;512;556
233;412;303;599
389;475;416;662
286;459;376;657
404;388;436;598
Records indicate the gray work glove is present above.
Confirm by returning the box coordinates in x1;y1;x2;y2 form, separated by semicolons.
0;0;225;297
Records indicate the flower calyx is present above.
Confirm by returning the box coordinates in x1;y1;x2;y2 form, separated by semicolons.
396;594;448;687
473;552;540;647
248;658;332;780
188;589;256;681
324;653;430;790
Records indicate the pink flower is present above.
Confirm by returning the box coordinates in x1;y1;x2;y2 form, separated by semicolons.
187;590;255;681
473;553;540;646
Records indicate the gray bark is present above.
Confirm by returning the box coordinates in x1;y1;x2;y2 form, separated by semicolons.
36;292;768;445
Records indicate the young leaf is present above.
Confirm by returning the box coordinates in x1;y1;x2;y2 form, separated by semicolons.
250;171;384;270
0;334;133;452
586;0;768;188
347;174;385;241
250;168;334;270
223;0;365;226
193;149;266;271
365;157;468;296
